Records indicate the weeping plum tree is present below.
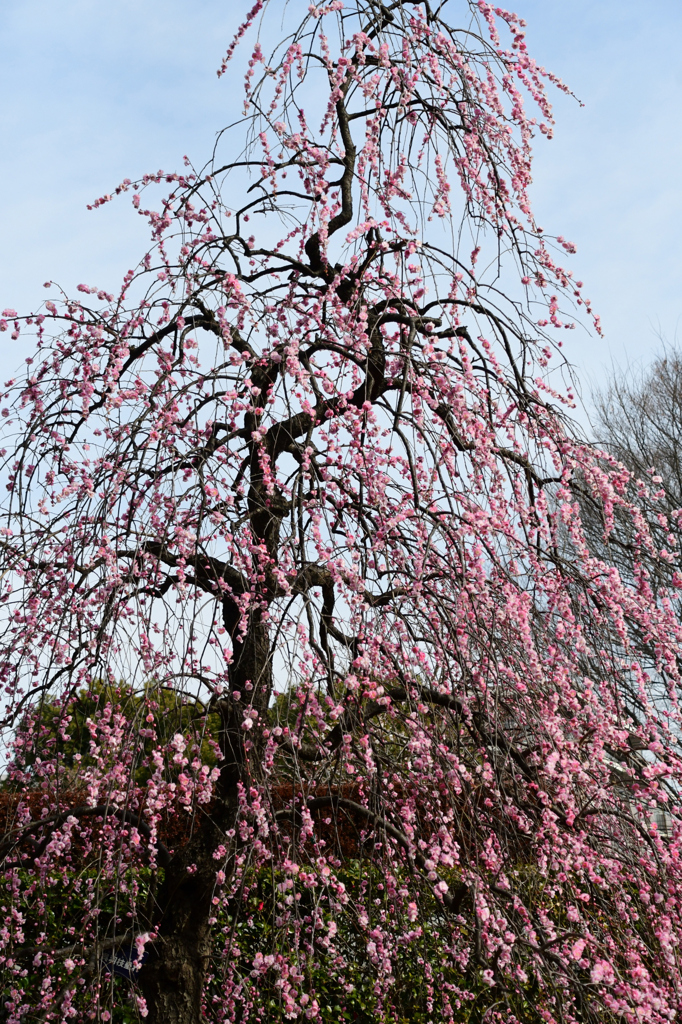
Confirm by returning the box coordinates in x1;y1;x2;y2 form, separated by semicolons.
1;1;682;1022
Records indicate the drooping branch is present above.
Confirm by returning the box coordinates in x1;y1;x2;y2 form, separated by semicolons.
0;804;171;869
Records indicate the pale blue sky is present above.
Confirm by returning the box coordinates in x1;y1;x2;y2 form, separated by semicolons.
1;0;681;401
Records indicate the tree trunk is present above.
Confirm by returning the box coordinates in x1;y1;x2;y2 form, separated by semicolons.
139;606;272;1022
138;807;233;1023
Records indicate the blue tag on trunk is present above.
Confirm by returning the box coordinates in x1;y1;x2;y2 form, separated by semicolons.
101;944;148;980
